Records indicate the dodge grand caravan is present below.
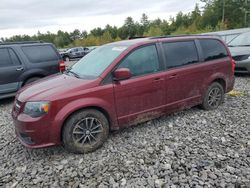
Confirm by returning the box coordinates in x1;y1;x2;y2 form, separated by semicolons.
12;36;235;153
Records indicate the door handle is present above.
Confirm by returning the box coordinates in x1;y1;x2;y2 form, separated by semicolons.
169;74;177;79
154;77;164;81
155;78;163;81
16;67;24;71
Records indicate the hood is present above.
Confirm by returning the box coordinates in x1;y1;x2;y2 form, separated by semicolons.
17;74;98;102
229;46;250;57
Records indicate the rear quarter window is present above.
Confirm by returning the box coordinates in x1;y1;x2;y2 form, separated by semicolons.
199;39;228;61
22;45;59;63
9;48;21;65
0;48;12;67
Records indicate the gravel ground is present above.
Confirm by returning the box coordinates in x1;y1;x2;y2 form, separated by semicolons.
0;76;250;188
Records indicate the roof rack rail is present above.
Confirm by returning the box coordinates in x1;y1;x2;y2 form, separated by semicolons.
128;36;147;40
149;34;221;39
0;41;44;45
149;34;191;39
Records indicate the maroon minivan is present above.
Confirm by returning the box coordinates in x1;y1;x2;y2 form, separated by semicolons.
12;36;235;153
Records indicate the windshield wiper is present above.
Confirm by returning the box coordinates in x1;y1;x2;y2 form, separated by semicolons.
65;69;81;78
238;45;250;47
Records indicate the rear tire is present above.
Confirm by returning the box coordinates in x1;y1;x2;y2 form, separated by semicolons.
24;77;41;86
201;82;224;110
62;109;109;154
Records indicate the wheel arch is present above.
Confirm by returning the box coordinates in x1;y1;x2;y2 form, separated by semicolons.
63;55;70;61
211;78;226;92
20;69;48;86
59;106;112;142
22;74;45;86
205;73;227;93
51;98;118;144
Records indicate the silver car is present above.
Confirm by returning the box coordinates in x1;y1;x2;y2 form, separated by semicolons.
228;32;250;74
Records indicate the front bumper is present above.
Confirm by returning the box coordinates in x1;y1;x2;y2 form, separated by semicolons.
12;112;59;148
234;60;250;74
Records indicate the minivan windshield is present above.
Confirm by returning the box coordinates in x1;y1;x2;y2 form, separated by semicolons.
228;32;250;47
67;45;127;79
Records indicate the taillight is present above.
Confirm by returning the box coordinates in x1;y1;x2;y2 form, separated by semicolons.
231;58;235;73
59;60;66;72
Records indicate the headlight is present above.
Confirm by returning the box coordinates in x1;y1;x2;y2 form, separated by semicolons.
23;101;50;118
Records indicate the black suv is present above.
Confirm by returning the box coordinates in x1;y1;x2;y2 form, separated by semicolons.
0;41;64;99
60;47;90;61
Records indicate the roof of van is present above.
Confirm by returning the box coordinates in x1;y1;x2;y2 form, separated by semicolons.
105;35;222;47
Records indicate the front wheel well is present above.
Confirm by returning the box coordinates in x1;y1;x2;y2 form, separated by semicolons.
60;106;111;141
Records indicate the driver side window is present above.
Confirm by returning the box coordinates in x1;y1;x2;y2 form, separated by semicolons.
118;45;160;77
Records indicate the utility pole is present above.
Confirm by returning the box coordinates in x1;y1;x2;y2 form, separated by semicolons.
244;12;247;27
244;0;249;27
222;0;225;23
244;11;250;27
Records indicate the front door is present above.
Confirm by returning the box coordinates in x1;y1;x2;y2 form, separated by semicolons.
113;44;165;127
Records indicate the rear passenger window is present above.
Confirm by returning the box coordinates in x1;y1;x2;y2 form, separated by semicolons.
0;48;12;67
22;45;59;63
163;41;199;69
118;45;160;77
199;39;228;61
9;49;21;65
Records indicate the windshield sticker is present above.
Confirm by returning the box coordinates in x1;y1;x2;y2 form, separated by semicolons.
112;46;127;51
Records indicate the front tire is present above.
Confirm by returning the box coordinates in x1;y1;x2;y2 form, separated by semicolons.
64;56;70;62
62;109;109;154
201;82;224;110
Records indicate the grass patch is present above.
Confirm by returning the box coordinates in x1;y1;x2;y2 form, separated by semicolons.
228;90;248;97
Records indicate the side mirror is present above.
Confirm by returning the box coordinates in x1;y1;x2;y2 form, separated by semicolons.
113;68;131;81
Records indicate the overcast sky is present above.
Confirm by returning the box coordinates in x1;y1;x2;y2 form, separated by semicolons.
0;0;203;38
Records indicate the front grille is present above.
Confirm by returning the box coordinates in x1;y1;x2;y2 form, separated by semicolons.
233;55;249;61
235;67;248;71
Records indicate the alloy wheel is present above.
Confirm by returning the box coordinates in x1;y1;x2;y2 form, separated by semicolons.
207;87;222;107
72;117;103;145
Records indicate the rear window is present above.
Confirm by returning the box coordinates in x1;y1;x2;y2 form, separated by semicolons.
0;48;12;67
163;41;199;69
22;45;59;63
199;39;228;61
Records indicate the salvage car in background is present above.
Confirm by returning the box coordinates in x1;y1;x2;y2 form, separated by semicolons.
202;28;250;43
0;41;65;100
12;36;235;153
228;32;250;74
60;47;91;61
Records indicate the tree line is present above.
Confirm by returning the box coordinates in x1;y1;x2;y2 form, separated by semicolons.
1;0;250;48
